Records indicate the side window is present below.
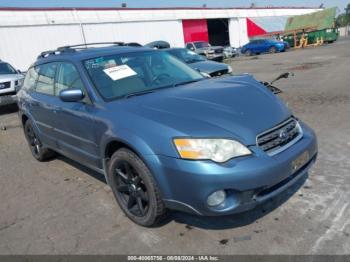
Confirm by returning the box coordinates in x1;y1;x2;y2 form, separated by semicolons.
22;67;39;91
186;43;194;50
35;63;57;95
55;63;85;96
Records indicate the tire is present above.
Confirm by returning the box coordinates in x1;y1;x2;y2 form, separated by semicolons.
107;148;166;227
269;46;277;53
24;120;55;161
245;49;252;56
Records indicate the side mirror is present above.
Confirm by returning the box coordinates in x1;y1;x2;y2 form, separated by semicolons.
271;72;294;84
59;88;84;102
17;69;22;74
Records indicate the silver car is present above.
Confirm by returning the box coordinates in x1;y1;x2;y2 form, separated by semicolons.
0;60;24;106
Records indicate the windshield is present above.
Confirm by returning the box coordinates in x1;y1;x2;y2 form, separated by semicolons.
167;49;206;64
84;51;204;100
194;42;210;49
0;63;17;74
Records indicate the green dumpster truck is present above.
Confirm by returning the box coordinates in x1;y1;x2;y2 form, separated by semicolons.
283;7;339;48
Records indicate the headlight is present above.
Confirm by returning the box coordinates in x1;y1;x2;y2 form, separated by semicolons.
227;65;233;73
173;138;252;163
200;71;211;78
17;78;24;86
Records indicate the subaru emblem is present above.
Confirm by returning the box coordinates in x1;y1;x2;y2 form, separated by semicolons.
279;129;288;140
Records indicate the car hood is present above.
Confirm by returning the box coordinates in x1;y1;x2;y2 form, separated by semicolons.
0;74;23;82
187;61;228;74
113;75;292;146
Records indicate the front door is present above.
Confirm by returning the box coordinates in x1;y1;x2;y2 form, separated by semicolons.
51;62;101;168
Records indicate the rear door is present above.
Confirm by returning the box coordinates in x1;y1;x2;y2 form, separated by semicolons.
28;62;59;148
51;62;101;168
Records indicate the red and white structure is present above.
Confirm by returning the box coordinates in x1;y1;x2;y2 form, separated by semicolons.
0;7;321;70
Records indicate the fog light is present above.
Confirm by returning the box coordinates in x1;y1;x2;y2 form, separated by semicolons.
207;190;226;207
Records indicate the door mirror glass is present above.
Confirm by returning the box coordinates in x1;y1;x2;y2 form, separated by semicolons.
59;88;84;102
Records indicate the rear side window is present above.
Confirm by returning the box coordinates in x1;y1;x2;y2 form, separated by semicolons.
186;43;194;50
55;63;84;96
35;63;57;95
23;67;39;91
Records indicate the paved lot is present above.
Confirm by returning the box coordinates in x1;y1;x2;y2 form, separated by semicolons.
0;38;349;255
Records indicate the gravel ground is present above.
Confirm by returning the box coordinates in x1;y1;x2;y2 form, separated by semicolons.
0;37;349;255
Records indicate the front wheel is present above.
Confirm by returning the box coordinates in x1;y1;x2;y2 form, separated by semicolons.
107;148;166;227
245;49;252;56
269;46;277;53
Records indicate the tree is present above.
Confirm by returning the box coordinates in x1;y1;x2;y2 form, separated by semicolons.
336;3;350;27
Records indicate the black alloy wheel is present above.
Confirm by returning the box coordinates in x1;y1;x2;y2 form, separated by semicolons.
24;120;55;161
107;148;166;226
115;160;149;217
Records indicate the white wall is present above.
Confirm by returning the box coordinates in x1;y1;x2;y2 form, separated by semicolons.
0;20;185;71
0;8;320;70
82;20;184;47
229;18;249;48
0;25;83;71
338;26;349;37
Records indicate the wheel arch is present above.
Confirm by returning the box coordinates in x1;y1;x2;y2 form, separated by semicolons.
21;114;29;127
101;135;170;196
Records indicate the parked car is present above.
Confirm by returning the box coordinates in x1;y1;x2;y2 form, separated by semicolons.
18;43;317;227
144;40;170;49
164;48;232;77
185;41;224;62
241;39;286;56
223;46;239;58
125;42;142;47
0;60;24;106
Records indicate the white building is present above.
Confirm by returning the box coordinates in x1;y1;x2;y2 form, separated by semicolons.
0;6;321;70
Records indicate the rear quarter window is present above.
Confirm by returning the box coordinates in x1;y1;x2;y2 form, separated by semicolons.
22;67;39;91
35;63;58;95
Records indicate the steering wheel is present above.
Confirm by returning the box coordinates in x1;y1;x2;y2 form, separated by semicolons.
151;73;171;85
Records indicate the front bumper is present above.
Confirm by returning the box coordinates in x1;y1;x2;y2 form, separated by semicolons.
206;54;223;62
145;122;317;216
0;93;17;106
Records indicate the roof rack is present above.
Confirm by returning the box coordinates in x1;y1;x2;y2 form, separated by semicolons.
57;42;125;51
37;42;125;59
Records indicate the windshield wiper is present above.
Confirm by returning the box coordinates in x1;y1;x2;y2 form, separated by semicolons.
173;79;203;87
124;90;155;99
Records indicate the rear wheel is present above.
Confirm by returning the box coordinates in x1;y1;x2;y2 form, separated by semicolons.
24;120;55;161
107;148;166;227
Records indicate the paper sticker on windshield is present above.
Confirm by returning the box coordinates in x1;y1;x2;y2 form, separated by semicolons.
103;65;137;81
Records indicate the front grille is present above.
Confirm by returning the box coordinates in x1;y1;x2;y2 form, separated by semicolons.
210;69;228;77
257;118;302;155
0;81;11;89
214;48;223;54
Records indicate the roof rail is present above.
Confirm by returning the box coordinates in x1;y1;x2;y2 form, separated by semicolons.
57;42;125;50
37;42;125;59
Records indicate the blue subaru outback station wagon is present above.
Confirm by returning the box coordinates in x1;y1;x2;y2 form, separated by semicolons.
17;43;317;226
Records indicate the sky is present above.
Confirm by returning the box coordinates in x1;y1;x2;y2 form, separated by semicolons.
0;0;347;12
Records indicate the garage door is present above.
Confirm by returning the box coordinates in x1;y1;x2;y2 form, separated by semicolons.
182;19;209;43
